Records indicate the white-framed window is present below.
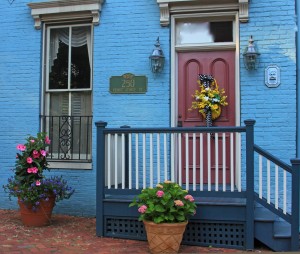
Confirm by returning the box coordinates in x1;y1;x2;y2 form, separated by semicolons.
41;24;93;167
28;0;104;169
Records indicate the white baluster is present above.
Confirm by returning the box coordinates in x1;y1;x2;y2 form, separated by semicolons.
259;155;262;199
121;133;125;189
150;133;153;188
283;170;287;214
164;133;168;181
200;133;203;191
207;133;211;191
193;133;196;191
128;134;132;189
275;165;278;209
178;133;182;186
114;134;118;189
215;133;218;191
222;133;226;192
135;134;139;189
143;133;146;188
185;133;189;190
230;133;234;192
107;134;111;189
157;134;160;183
267;160;271;204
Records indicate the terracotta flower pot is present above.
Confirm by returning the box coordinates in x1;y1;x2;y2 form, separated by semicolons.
18;196;55;227
143;221;188;254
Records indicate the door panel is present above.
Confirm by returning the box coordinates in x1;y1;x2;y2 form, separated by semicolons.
178;51;235;184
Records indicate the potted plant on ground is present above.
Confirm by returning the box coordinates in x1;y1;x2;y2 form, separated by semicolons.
129;181;197;254
3;132;74;227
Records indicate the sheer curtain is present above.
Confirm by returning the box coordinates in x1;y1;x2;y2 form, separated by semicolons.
49;26;91;68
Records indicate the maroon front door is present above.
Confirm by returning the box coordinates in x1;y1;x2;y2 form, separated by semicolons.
178;51;235;184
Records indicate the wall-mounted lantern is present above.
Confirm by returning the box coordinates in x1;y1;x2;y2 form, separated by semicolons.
243;36;260;70
149;37;165;74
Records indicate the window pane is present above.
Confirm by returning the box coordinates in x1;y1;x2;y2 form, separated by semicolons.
176;21;233;44
71;27;91;89
49;28;69;89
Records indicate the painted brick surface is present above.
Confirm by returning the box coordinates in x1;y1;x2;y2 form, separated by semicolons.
0;0;297;216
0;0;169;216
240;0;296;162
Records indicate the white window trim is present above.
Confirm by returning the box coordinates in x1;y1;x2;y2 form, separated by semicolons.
156;0;249;26
28;0;104;29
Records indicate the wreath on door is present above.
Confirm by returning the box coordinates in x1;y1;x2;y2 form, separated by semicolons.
190;74;228;127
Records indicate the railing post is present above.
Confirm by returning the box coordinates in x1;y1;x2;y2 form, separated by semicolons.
291;158;300;251
244;119;256;250
95;121;107;236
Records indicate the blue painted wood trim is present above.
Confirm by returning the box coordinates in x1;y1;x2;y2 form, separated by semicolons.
104;188;247;198
244;119;256;250
254;194;292;223
254;145;292;173
103;126;247;134
95;121;107;237
291;159;300;250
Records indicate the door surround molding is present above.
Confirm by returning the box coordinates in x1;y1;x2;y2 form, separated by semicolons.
170;11;241;185
170;11;240;128
156;0;249;26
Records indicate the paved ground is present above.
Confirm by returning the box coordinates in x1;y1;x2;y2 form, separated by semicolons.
0;209;272;254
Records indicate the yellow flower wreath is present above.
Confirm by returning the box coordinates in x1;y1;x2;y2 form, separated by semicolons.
190;78;228;120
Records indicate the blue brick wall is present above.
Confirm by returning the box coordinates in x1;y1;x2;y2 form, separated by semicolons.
240;0;297;162
0;0;170;216
0;0;297;216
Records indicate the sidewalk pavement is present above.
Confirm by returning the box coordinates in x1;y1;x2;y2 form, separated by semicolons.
0;209;271;254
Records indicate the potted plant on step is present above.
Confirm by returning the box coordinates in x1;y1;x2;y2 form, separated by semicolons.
3;132;74;227
129;181;197;254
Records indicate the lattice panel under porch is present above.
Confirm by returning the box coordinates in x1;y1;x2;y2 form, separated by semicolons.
104;217;245;249
183;221;245;249
105;217;146;240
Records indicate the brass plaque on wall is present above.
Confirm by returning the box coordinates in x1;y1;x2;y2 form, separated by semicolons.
109;73;147;94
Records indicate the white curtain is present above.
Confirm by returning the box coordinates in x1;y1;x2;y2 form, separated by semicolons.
49;26;91;67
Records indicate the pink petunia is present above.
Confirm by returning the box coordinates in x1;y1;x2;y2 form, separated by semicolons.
27;167;38;174
174;200;184;207
40;150;47;157
16;144;26;151
138;205;147;214
26;157;33;164
45;136;51;144
35;180;41;186
156;190;164;197
184;195;195;202
30;139;35;143
32;150;40;159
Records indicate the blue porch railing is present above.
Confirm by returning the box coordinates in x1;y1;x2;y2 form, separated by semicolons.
95;119;300;251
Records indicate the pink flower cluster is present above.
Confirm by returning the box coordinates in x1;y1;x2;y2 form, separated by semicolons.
138;205;147;214
184;195;195;202
16;144;26;151
156;190;164;197
174;200;184;206
27;167;38;174
45;136;51;144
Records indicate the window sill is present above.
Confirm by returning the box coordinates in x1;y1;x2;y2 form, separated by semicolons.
48;161;92;170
